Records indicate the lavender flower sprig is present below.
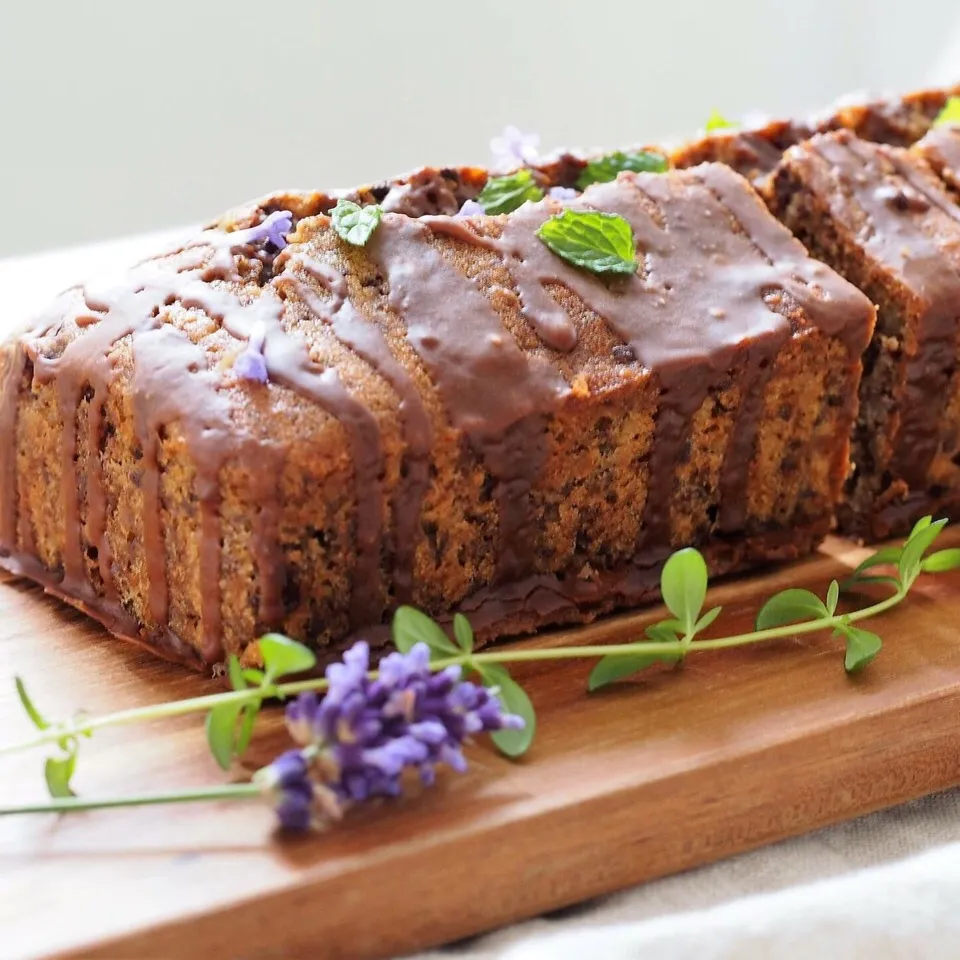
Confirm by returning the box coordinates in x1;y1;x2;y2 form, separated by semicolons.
4;518;958;828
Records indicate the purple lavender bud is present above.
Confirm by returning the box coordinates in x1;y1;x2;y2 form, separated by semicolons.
229;209;294;251
548;186;579;201
255;749;317;832
285;690;320;746
490;125;540;169
455;199;485;218
233;322;268;384
292;637;523;811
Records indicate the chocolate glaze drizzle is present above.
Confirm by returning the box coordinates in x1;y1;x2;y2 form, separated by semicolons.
0;164;874;666
807;131;960;489
494;166;870;540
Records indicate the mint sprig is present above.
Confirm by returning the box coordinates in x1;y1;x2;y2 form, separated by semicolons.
705;109;738;133
331;199;383;246
536;209;637;276
476;169;545;215
576;150;668;189
934;97;960;128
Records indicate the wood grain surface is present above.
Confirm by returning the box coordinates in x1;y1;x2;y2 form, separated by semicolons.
3;533;960;960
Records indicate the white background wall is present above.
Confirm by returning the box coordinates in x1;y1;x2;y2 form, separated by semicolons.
1;0;960;257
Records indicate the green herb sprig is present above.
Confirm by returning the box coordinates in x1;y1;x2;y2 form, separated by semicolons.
476;169;545;215
331;199;383;246
3;517;956;819
934;97;960;128
536;209;637;276
705;109;739;133
576;150;668;189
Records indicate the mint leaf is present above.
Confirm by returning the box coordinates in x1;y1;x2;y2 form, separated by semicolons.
476;169;544;215
243;667;266;685
478;664;535;757
755;588;829;630
842;626;882;673
576;150;668;189
660;547;708;636
921;548;960;573
536;210;637;276
259;633;317;679
15;677;49;731
705;109;738;132
453;613;475;653
331;199;383;246
44;754;77;799
393;606;459;659
695;605;722;633
206;702;243;771
934;97;960;128
898;517;947;589
588;650;680;691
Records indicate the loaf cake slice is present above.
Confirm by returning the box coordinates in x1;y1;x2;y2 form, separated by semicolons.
913;123;960;196
768;129;960;539
672;86;960;183
0;166;873;668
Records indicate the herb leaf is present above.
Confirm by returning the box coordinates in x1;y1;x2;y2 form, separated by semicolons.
695;605;723;633
705;109;738;132
476;169;544;215
15;677;49;731
825;580;840;615
898;517;947;588
934;97;960;128
660;547;708;636
206;702;243;771
393;606;459;659
576;150;668;189
921;547;960;573
227;655;246;691
755;588;829;630
259;634;317;679
588;650;680;691
44;754;77;799
645;620;683;643
841;626;883;673
236;705;258;756
536;209;637;276
478;664;535;757
453;613;475;653
851;546;903;579
331;199;383;246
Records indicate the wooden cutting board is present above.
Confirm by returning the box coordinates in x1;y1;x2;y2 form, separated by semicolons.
3;532;960;960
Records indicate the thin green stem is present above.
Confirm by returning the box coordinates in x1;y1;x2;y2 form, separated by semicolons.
0;783;260;817
0;585;907;758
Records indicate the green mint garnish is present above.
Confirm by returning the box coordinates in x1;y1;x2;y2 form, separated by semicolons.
705;109;739;133
536;209;637;276
331;199;383;246
576;150;668;189
933;97;960;128
476;169;545;215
